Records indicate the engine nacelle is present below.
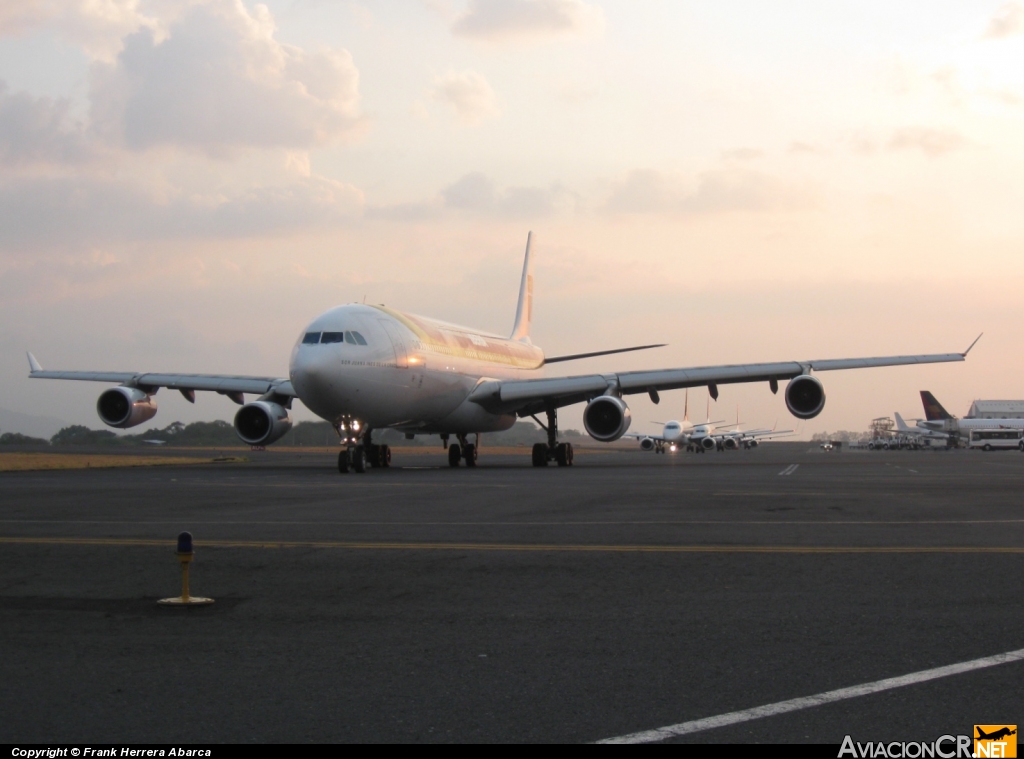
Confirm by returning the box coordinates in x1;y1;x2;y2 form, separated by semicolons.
639;437;655;451
583;395;632;442
234;401;293;446
700;436;716;450
785;375;826;420
723;437;739;450
97;387;157;429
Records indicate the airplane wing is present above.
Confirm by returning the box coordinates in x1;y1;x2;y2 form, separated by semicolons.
622;432;669;442
27;354;295;401
468;348;970;417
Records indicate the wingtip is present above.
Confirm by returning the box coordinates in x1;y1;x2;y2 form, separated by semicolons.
27;351;42;373
963;332;983;356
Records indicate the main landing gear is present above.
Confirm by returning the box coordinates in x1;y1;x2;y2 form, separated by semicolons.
446;433;479;468
337;423;391;474
530;408;574;467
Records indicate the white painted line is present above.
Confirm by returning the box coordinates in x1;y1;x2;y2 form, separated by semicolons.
908;469;919;474
596;647;1024;744
777;464;799;476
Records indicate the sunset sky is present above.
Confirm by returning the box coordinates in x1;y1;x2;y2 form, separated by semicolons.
2;0;1023;438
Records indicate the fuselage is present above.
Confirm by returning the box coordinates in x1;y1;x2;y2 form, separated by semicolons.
289;304;544;434
918;417;1024;435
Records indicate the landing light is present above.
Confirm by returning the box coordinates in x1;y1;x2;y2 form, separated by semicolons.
352;421;361;431
669;445;677;452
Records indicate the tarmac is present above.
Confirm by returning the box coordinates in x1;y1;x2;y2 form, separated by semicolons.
1;442;1022;743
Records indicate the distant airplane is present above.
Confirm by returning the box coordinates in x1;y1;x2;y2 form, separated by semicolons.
893;411;950;446
27;233;976;473
625;390;722;453
917;391;1024;439
708;407;794;450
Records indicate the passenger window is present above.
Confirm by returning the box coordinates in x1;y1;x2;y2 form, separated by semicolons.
321;332;345;344
351;331;368;345
302;332;321;344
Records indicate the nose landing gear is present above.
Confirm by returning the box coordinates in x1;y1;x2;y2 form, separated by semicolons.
335;420;390;474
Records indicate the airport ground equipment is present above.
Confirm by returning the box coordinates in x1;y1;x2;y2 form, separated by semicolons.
158;532;214;607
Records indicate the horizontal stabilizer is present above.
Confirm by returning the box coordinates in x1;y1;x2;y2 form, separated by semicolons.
545;344;666;365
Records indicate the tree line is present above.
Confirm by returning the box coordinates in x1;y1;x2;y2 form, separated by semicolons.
0;420;580;448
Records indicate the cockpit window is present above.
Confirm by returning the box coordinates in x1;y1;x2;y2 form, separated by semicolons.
351;331;367;345
302;332;321;344
344;331;356;345
321;331;345;344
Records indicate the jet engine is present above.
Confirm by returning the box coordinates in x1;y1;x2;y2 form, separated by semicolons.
583;395;632;442
723;437;739;450
639;437;655;451
785;375;826;420
97;387;157;429
700;436;716;450
234;401;293;446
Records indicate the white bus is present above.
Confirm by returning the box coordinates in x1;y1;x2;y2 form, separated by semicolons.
968;428;1024;451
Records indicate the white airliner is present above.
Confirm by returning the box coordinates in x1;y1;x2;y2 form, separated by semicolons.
626;391;720;453
916;391;1024;440
28;234;977;473
893;412;950;446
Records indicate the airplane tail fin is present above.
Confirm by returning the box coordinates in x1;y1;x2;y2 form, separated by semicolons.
920;391;953;421
894;412;911;432
509;232;534;342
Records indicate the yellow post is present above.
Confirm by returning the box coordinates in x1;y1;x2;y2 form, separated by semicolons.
159;531;214;606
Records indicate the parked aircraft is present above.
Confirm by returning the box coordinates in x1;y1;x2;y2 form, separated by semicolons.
894;411;950;446
917;391;1024;440
28;234;976;473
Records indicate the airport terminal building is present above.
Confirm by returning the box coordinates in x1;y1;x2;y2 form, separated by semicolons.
966;400;1024;418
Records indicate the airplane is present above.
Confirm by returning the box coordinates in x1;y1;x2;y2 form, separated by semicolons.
976;727;1016;741
916;391;1024;440
893;411;951;447
704;407;794;450
27;233;977;474
625;390;722;453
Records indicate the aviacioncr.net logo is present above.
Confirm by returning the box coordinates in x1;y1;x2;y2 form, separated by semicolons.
839;735;973;758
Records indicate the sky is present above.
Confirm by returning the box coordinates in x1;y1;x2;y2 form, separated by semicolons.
2;0;1023;439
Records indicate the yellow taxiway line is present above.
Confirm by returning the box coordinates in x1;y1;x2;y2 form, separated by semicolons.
0;537;1022;554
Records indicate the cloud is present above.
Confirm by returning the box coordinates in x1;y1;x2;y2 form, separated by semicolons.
983;2;1024;39
451;0;603;43
0;173;364;249
887;127;967;157
604;168;808;216
0;82;94;166
428;70;499;126
440;172;573;216
721;147;763;162
89;0;364;152
0;0;159;62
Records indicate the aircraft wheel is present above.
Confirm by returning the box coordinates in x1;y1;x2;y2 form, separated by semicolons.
531;443;548;467
555;442;574;466
338;450;349;474
557;440;573;465
448;443;462;467
352;445;367;473
463;443;477;467
364;443;379;467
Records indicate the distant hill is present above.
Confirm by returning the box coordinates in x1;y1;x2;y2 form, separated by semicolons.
0;406;68;439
